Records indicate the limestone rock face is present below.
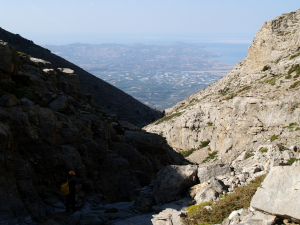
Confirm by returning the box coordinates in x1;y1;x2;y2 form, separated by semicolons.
153;165;198;204
197;164;231;183
144;8;300;164
251;166;300;222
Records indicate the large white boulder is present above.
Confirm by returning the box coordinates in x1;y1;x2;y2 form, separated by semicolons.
154;165;198;204
251;166;300;222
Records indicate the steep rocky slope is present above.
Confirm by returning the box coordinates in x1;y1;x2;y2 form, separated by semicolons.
0;40;185;224
0;27;162;127
145;9;300;164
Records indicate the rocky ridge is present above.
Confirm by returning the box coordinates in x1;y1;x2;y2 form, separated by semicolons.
0;27;162;127
0;40;186;224
145;8;300;164
142;8;300;225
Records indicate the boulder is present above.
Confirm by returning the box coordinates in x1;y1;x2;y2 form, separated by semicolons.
151;208;183;225
57;68;81;91
154;165;198;204
49;95;71;112
251;166;300;222
0;41;21;77
134;187;155;212
30;57;53;69
192;179;226;204
197;164;231;183
0;94;19;107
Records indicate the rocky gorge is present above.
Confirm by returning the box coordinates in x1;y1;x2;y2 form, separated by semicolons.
2;7;300;225
143;8;300;225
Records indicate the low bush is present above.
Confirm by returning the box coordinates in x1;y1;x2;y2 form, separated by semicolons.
181;148;197;157
262;65;270;71
202;151;218;164
184;175;266;225
244;152;254;160
260;147;268;153
290;81;300;89
270;134;279;142
287;158;300;165
154;111;182;125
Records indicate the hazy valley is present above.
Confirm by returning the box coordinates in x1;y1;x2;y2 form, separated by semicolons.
44;42;238;109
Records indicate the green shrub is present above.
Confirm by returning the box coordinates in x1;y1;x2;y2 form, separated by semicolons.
202;151;218;164
284;122;298;129
244;152;254;160
288;64;300;76
287;158;300;165
218;87;230;96
184;175;266;225
187;202;213;216
154;111;182;125
18;51;28;57
262;65;270;71
199;140;210;148
225;93;237;100
290;52;300;60
285;74;292;79
290;81;300;89
181;148;197;157
207;122;213;126
296;127;300;131
270;134;279;142
265;77;276;85
260;148;268;153
237;86;251;93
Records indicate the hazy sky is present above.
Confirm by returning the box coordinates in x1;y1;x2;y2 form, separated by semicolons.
1;0;299;45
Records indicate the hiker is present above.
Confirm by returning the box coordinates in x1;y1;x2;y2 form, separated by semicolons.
65;171;78;213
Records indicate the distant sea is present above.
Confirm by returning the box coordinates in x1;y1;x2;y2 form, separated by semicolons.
202;43;250;65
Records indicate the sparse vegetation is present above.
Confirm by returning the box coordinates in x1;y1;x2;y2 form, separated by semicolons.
287;158;300;165
237;86;251;93
262;65;271;71
264;77;277;86
260;147;268;153
18;51;28;57
154;111;183;125
290;52;300;60
181;141;210;158
290;81;300;89
244;152;254;160
218;87;230;96
184;175;266;225
270;134;279;142
207;122;213;126
284;122;298;129
199;140;210;148
202;151;218;163
225;93;237;100
181;148;197;157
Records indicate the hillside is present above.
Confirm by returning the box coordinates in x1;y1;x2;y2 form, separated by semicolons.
145;9;300;164
0;27;162;127
0;40;186;224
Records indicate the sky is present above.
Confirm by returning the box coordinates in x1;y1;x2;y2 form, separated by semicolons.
1;0;300;45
